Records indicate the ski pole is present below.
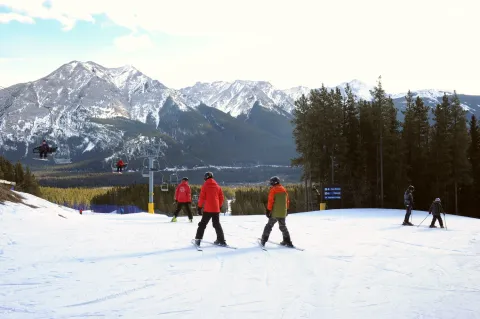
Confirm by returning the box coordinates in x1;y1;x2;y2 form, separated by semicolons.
444;213;447;230
417;213;429;227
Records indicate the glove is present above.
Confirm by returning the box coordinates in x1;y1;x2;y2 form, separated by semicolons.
265;209;271;218
197;207;203;216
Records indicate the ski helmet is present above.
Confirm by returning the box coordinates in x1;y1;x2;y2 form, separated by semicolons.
408;185;414;192
204;172;213;180
434;198;441;202
182;177;189;181
269;176;280;186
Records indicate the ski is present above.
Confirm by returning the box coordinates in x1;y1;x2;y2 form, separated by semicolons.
201;240;237;249
191;239;237;250
260;238;304;251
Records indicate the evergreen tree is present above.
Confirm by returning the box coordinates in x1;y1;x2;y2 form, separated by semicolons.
21;167;40;195
369;76;389;207
14;162;25;185
468;115;480;217
359;100;377;207
429;94;453;210
381;96;403;207
401;93;431;209
342;84;363;206
449;91;471;214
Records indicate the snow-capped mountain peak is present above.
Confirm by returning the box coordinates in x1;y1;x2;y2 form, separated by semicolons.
180;79;295;117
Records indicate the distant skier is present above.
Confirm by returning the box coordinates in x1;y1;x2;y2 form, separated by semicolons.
403;185;414;226
428;198;445;228
116;159;125;172
39;140;49;159
194;172;227;247
259;176;294;247
171;177;193;222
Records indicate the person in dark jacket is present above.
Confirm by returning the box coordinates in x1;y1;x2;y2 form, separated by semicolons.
171;177;193;222
429;198;445;228
39;140;49;159
260;176;294;247
403;185;414;226
194;172;227;246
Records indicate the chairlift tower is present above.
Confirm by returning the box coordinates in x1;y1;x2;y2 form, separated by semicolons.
138;142;164;214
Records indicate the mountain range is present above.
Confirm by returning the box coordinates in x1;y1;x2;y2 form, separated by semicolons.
1;60;479;177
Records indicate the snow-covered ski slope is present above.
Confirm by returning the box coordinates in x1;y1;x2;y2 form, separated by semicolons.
1;192;480;319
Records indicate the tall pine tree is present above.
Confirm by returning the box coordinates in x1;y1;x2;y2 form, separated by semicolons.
449;91;471;214
429;94;453;208
401;93;430;209
342;84;363;206
468;114;480;217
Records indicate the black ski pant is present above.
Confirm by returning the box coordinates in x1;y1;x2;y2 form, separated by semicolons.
195;212;225;241
117;166;122;172
261;217;291;242
404;205;412;223
173;202;193;219
430;214;444;227
40;150;47;158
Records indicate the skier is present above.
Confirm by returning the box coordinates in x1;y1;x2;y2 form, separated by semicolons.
116;159;125;172
39;140;49;159
402;185;414;226
194;172;227;247
259;176;294;247
428;198;445;228
171;177;193;222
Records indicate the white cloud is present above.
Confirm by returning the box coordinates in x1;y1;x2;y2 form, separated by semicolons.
0;12;35;24
113;34;154;52
1;0;480;93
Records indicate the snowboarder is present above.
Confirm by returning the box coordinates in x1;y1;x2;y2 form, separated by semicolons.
194;172;227;246
403;185;414;226
428;198;445;228
259;176;294;247
171;177;193;222
39;140;49;159
116;159;125;172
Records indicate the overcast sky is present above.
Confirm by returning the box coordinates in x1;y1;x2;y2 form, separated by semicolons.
1;0;479;94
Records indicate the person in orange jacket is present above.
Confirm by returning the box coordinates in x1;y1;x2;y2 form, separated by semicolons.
194;172;226;247
171;177;193;222
259;176;294;247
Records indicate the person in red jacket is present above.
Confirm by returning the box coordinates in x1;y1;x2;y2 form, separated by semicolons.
116;159;125;173
194;172;226;246
171;177;193;222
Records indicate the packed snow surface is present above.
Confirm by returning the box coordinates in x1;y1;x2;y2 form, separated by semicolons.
1;192;480;318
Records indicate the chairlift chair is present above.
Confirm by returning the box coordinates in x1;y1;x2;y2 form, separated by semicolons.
160;179;169;192
32;140;58;161
53;144;72;164
111;156;128;173
170;172;179;184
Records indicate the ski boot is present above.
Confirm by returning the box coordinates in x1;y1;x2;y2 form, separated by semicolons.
189;219;193;223
171;217;177;222
194;239;201;246
429;225;437;228
402;221;414;226
214;239;227;247
259;237;267;247
280;239;294;248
